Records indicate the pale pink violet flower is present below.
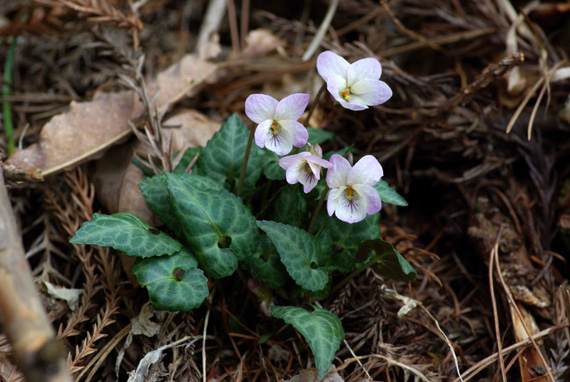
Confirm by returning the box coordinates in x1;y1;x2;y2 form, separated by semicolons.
316;51;392;111
326;154;383;223
279;144;332;193
245;93;310;155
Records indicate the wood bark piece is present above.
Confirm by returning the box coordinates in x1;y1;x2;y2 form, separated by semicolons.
0;166;72;382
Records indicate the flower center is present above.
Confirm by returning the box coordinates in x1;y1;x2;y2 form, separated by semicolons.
271;121;280;135
340;88;351;101
346;186;354;200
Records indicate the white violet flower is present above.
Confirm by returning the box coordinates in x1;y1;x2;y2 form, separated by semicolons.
326;154;383;223
317;50;392;111
279;144;332;193
245;93;310;155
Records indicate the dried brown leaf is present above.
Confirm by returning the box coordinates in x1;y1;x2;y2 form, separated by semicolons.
6;91;143;176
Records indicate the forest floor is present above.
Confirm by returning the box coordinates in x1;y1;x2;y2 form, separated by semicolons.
1;0;570;381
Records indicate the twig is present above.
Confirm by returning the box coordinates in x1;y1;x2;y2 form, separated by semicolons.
0;167;73;382
488;226;507;382
301;0;340;61
492;231;556;382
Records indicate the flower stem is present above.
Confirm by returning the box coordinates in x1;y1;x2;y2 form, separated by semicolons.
237;124;255;197
307;185;329;233
304;82;327;126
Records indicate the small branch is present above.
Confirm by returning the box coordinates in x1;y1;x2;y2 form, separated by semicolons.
0;167;73;381
302;0;340;61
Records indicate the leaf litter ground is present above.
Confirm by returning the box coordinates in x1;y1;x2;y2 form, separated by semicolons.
1;0;570;381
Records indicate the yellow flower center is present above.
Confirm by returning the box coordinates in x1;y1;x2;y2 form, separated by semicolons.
340;88;351;101
271;121;279;135
346;187;354;200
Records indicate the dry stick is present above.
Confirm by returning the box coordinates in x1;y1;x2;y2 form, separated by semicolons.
0;167;73;382
453;324;565;382
488;227;507;382
492;234;556;382
226;0;240;53
381;0;448;55
240;0;250;49
236;125;255;198
301;0;340;61
304;82;327;127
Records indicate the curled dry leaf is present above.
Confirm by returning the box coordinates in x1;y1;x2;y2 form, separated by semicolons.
6;91;143;175
6;29;282;177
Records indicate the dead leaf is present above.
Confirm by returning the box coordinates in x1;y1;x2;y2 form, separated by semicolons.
7;91;143;175
43;281;83;311
238;29;285;60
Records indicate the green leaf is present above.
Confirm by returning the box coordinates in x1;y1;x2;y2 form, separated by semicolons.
166;172;259;278
70;213;182;258
271;305;344;378
356;239;417;282
247;236;289;289
307;127;334;145
314;213;380;272
374;179;407;206
140;173;225;240
262;150;285;181
272;186;307;228
196;113;263;198
131;249;209;311
257;221;328;291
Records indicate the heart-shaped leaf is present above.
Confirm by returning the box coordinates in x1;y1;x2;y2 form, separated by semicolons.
166;172;259;278
257;220;328;291
246;236;289;289
70;212;182;258
131;249;209;311
139;173;224;239
271;305;344;378
196;113;263;198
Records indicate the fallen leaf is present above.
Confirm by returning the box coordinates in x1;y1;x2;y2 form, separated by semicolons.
43;281;83;311
7;91;143;175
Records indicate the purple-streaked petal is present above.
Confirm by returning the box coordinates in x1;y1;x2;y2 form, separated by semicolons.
265;129;292;156
307;160;321;179
351;79;392;107
326;154;351;188
254;120;273;149
279;120;308;148
327;188;343;216
274;93;310;121
334;189;367;223
346;58;382;86
245;94;278;124
302;176;318;193
317;51;349;82
348;155;383;186
353;184;381;215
